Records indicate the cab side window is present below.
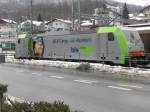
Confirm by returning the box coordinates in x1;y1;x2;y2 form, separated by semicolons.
108;33;114;41
18;39;21;44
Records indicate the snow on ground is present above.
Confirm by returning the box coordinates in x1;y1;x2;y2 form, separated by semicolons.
4;94;26;106
5;56;150;78
6;94;25;104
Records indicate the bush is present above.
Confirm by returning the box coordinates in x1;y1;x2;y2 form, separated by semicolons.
76;63;91;71
3;100;72;112
34;101;70;112
1;84;78;112
3;101;33;112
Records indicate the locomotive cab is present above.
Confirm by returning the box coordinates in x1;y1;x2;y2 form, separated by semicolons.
122;27;145;65
98;26;145;65
122;27;145;58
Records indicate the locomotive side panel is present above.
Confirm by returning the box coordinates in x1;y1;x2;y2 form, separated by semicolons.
43;33;98;61
43;35;70;59
15;32;122;64
42;32;121;64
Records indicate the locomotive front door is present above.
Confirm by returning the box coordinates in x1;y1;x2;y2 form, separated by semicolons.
107;33;116;61
97;33;108;61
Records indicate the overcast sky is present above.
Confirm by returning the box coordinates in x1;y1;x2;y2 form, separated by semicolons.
115;0;149;6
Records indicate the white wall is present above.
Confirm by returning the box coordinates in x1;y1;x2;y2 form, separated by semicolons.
47;20;71;31
0;24;17;39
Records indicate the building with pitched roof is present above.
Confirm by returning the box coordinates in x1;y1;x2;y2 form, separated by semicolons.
140;5;150;22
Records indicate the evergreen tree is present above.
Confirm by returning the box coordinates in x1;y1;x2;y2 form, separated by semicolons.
122;3;129;19
37;14;43;21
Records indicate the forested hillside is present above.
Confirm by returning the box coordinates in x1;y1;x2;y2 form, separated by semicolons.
0;0;143;22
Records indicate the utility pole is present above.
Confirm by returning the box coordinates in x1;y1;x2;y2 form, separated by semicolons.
30;0;33;34
71;0;75;31
78;0;81;31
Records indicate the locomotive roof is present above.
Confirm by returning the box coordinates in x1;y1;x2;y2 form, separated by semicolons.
97;26;137;33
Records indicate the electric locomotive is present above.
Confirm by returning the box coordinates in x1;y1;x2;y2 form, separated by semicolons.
15;26;145;65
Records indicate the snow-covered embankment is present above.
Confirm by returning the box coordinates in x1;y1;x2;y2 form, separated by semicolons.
5;56;150;78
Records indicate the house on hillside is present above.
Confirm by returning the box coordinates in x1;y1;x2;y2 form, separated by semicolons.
45;19;72;32
0;18;17;39
106;4;122;19
140;5;150;22
93;4;122;25
128;13;148;24
46;18;95;32
18;20;47;34
127;5;150;24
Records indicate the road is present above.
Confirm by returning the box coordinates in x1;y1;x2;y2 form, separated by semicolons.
0;63;150;112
